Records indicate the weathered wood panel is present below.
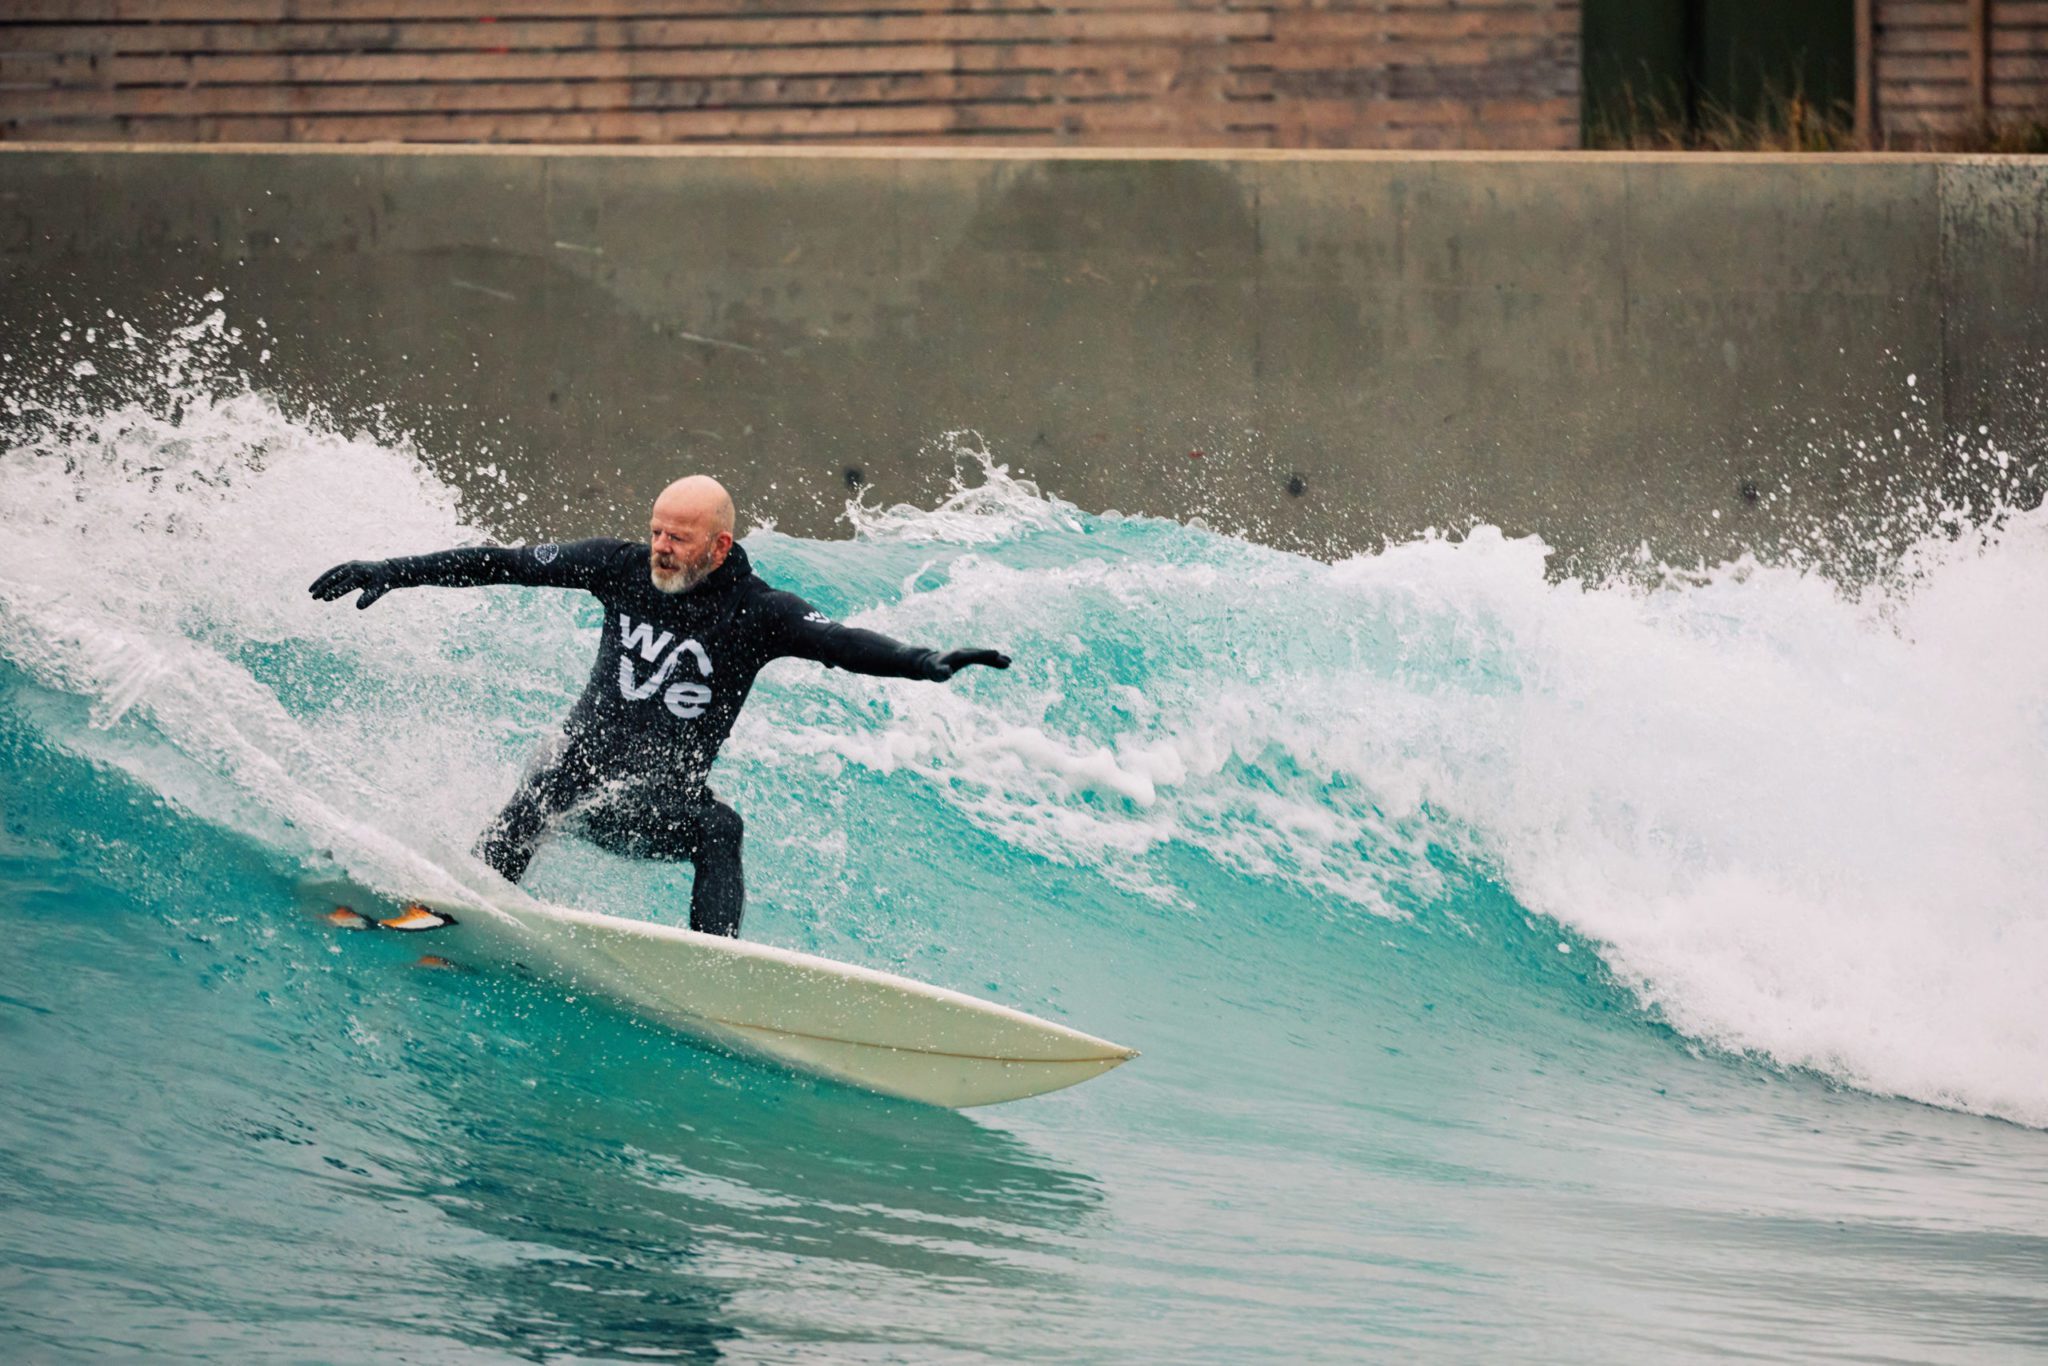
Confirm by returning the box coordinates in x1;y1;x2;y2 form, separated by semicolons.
0;0;1581;149
1869;0;2048;142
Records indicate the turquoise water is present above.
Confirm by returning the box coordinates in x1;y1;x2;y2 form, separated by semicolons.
4;363;2048;1362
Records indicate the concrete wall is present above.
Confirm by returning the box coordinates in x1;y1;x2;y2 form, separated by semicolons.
3;145;2044;570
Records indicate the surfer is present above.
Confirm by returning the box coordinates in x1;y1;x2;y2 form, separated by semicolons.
309;475;1009;937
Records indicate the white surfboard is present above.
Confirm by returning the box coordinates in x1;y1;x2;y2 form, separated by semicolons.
368;893;1137;1109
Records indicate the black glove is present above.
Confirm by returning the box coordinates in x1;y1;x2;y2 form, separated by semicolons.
309;560;395;609
930;648;1011;681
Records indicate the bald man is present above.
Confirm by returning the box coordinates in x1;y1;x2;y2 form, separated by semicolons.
309;476;1009;937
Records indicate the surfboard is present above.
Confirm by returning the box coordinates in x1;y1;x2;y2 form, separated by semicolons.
328;891;1137;1108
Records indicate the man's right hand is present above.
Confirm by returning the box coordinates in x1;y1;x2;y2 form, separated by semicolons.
929;648;1012;681
309;560;395;609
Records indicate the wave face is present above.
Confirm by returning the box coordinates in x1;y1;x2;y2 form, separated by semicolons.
5;355;2048;1361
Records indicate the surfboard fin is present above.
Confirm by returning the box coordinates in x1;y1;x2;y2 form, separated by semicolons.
320;902;456;933
378;903;457;932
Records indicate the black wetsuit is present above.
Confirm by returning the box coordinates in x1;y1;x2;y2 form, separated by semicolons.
369;539;946;935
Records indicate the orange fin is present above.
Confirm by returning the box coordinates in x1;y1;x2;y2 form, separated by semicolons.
324;906;372;930
378;903;457;932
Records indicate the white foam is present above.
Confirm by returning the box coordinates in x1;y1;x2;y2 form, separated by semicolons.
843;433;1087;544
6;350;2045;1129
744;470;2048;1128
0;363;570;910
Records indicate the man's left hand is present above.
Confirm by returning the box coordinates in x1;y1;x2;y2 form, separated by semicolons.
309;559;396;609
931;648;1011;681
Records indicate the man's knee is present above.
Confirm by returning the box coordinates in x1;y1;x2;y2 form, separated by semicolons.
475;746;588;883
475;821;538;883
687;801;746;938
698;801;744;857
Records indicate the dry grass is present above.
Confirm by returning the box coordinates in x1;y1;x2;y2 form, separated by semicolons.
1587;81;2048;153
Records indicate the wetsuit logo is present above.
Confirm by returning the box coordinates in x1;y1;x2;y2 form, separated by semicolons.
532;543;560;565
617;613;714;718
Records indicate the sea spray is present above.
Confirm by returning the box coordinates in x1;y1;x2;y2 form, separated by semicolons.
805;457;2048;1126
4;355;2047;1136
10;333;2048;1363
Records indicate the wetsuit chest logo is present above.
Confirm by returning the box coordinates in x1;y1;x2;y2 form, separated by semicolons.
617;613;714;718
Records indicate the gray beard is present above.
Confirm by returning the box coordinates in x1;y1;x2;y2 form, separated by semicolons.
650;559;710;594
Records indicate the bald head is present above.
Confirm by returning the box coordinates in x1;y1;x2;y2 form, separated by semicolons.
648;475;736;594
653;475;735;536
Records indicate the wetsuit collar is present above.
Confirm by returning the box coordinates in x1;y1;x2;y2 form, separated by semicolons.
686;542;752;596
711;543;751;588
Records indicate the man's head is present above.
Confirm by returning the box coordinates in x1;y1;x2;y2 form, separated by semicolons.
648;475;736;594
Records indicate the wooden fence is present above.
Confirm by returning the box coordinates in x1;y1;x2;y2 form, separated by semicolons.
0;0;1580;149
1862;0;2048;143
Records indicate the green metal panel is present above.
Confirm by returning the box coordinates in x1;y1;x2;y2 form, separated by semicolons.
1700;0;1855;121
1584;0;1853;144
1582;0;1689;139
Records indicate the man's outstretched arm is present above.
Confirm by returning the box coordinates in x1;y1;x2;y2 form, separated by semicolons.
770;594;1011;682
309;539;627;609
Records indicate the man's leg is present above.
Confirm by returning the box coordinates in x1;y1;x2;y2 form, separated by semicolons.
679;798;746;938
474;742;594;884
579;787;747;936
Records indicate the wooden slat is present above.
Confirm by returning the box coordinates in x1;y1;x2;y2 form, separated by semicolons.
4;21;1261;81
1992;25;2048;50
1263;1;1576;13
62;41;1260;89
6;43;1261;92
1260;0;1581;7
0;108;1582;149
0;8;1279;54
4;46;947;83
4;107;925;140
0;0;1271;24
1875;52;1974;79
1877;81;1971;109
0;116;1289;147
0;17;812;54
1282;121;1576;150
1272;10;1569;43
0;51;103;83
1270;62;1572;100
38;0;1047;15
1261;38;1568;71
1878;2;1976;25
1880;107;1980;130
921;128;1281;147
3;0;285;16
1877;25;1973;51
0;65;1240;118
3;96;1264;139
1272;94;1577;129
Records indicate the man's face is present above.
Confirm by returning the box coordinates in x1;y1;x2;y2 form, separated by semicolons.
649;504;731;593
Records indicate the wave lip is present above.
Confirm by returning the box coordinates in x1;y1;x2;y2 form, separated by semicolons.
765;452;2048;1130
